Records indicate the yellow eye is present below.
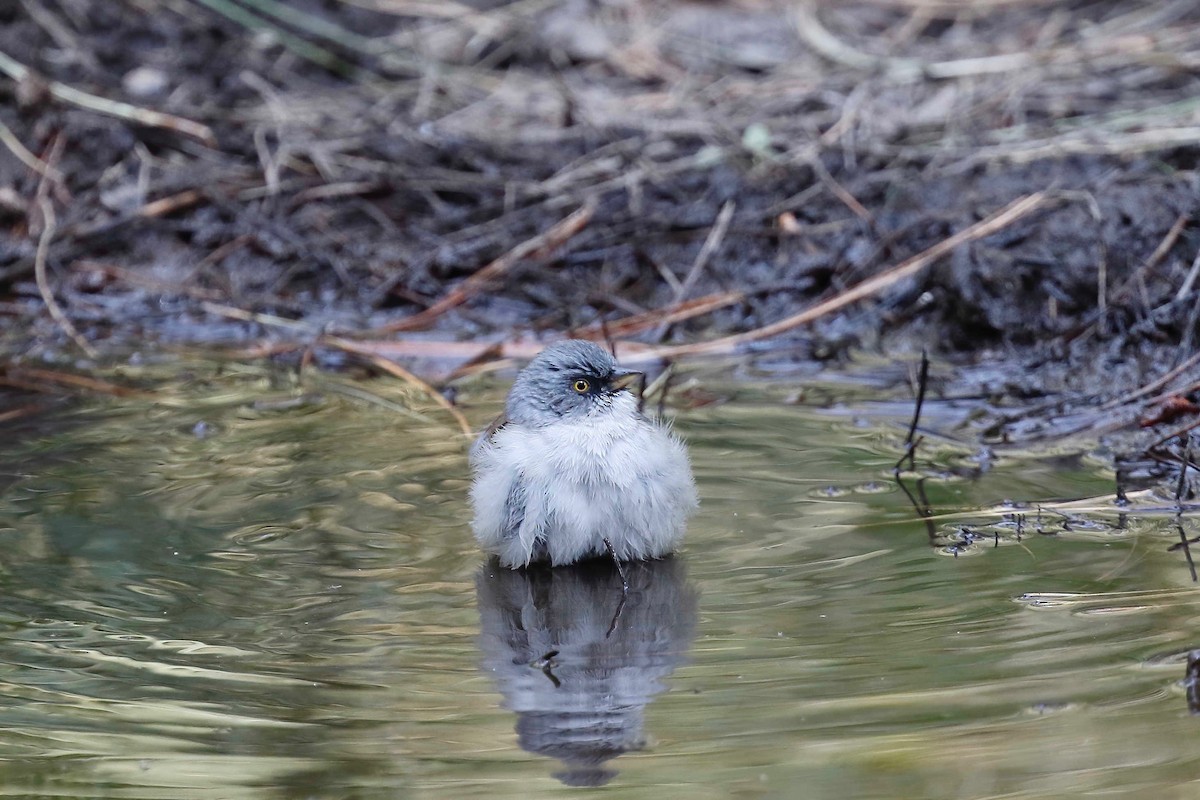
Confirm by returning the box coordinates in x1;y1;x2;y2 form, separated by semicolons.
572;379;590;393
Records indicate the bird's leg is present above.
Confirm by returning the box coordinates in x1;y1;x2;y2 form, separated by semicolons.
602;537;629;638
602;536;630;596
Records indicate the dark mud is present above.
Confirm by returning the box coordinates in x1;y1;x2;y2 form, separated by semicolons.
2;1;1200;456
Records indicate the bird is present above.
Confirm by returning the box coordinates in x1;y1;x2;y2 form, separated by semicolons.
469;340;697;572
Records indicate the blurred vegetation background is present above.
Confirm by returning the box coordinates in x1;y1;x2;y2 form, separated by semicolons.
0;1;1197;391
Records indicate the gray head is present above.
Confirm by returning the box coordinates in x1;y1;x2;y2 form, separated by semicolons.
505;340;641;425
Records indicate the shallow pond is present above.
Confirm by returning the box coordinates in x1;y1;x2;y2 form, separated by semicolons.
0;361;1197;799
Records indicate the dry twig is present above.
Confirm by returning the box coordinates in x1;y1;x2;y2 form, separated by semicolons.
322;336;472;436
653;192;1048;359
31;139;99;360
652;200;736;341
0;119;63;181
371;201;596;333
3;367;150;398
576;292;744;341
1101;349;1200;412
0;49;216;146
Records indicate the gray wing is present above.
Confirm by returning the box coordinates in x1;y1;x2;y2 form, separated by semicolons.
469;413;507;466
501;477;526;540
470;413;526;540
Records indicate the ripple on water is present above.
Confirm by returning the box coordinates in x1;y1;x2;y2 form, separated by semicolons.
0;380;1197;796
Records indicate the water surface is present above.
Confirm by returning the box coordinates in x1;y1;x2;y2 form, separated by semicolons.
0;364;1196;799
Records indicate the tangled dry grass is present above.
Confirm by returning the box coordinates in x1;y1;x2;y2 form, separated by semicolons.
1;0;1199;440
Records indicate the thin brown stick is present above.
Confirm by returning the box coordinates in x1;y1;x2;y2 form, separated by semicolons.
334;190;1034;368
1101;349;1200;411
1071;212;1191;345
1121;213;1189;301
181;234;253;286
137;189;204;219
0;119;63;182
214;342;305;359
653;200;735;341
65;190;208;241
0;403;48;424
373;201;596;334
34;190;99;359
323;337;472;436
577;291;744;340
1093;212;1190;313
317;338;546;362
200;301;316;332
971;129;1200;166
1147;417;1200;453
335;189;1034;366
809;157;873;225
1178;249;1200;301
7;367;150;398
290;180;384;206
0;49;216;146
444;356;516;382
73;260;225;302
654;192;1048;359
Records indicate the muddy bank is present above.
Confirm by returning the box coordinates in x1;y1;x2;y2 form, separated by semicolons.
2;0;1200;448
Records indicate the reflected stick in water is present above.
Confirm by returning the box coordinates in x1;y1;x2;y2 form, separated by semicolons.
893;351;959;549
1174;433;1191;504
475;557;698;786
1175;523;1198;583
895;473;938;547
892;354;938;545
1174;433;1198;582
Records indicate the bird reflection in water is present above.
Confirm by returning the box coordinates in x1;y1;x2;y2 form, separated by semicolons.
475;557;698;786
